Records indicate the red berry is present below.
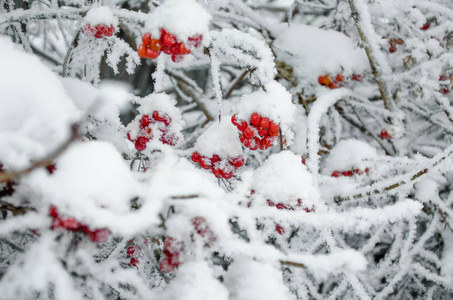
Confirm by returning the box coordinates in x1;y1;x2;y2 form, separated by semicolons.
179;43;191;55
440;74;448;81
329;82;338;89
137;44;147;58
260;117;270;129
171;55;183;63
211;155;221;164
160;131;178;146
269;122;279;137
231;114;239;126
336;74;344;82
341;171;353;177
243;138;251;148
86;228;111;243
380;129;392;139
141;115;151;127
229;156;245;168
107;26;115;36
275;224;285;235
162;45;171;54
127;245;137;257
389;45;397;53
191;152;201;162
170;44;180;55
259;136;273;150
212;168;221;177
142;33;151;45
159;258;175;273
322;75;332;86
354;169;363;175
46;164;56;174
150;39;162;51
352;74;362;82
221;170;233;179
244;126;254;138
153;111;171;126
421;22;430;31
249;137;260;150
276;203;286;210
331;171;341;177
250;113;261;126
162;31;177;46
318;76;324;85
130;257;139;266
441;88;450;94
135;136;148;151
267;199;275;207
199;157;211;169
146;48;160;59
237;121;248;132
188;35;202;48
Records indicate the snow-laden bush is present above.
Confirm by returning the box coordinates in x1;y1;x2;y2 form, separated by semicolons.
1;0;453;299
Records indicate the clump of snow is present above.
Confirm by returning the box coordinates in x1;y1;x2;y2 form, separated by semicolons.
160;261;228;300
224;258;292;300
193;118;243;157
321;139;378;175
0;37;80;169
31;141;139;228
145;0;211;44
82;6;119;27
252;151;323;210
272;24;370;84
235;81;296;128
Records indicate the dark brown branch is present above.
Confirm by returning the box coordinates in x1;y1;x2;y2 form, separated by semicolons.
225;69;250;99
280;260;306;268
0;125;79;184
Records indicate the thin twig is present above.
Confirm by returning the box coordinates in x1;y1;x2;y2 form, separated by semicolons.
225;69;250;99
280;260;306;268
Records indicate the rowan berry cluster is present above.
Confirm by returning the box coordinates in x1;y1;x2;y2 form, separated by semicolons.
127;110;178;152
137;29;202;62
318;73;363;89
192;216;216;243
232;113;279;150
126;241;141;266
49;205;111;243
82;24;115;39
388;38;404;53
439;73;452;94
191;152;244;179
331;168;369;177
266;198;314;235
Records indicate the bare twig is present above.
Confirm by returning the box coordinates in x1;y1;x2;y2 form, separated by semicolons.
280;260;306;268
225;69;250;99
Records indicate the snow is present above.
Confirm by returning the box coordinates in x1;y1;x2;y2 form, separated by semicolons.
235;81;296;126
145;0;212;43
321;139;378;175
224;258;292;300
272;24;370;84
252;151;324;210
0;37;79;169
160;261;229;300
193;118;243;157
82;6;119;27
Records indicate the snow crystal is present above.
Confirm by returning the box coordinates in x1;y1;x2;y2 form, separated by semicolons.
82;6;119;27
272;24;370;84
0;37;79;169
321;139;378;175
252;151;323;210
193;118;243;157
160;261;229;300
224;258;292;300
235;81;296;126
145;0;211;43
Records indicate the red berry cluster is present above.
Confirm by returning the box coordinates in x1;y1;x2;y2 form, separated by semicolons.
49;205;111;243
192;217;216;243
82;24;115;38
439;73;452;94
388;38;404;53
331;168;369;177
318;73;363;89
191;152;244;179
232;113;279;150
137;29;202;63
127;111;178;151
126;242;141;266
159;237;184;273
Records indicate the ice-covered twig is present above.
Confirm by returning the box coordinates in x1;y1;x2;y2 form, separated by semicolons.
348;0;393;111
335;142;453;203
